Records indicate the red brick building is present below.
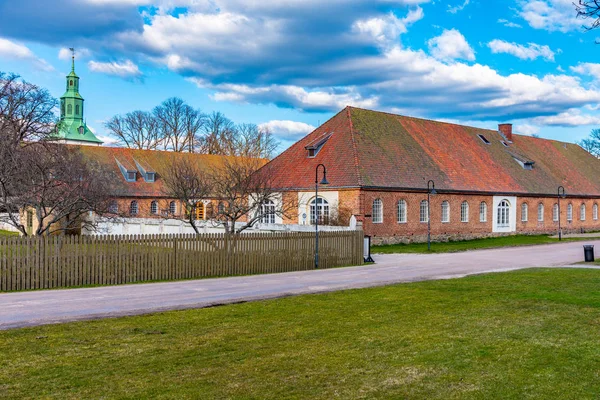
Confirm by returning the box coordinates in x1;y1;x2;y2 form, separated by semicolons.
265;107;600;244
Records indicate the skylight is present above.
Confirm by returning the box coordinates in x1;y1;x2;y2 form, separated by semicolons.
478;134;490;144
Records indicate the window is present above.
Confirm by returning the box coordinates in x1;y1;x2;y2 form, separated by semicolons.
260;200;276;224
397;200;407;223
594;204;598;221
129;201;138;216
126;171;136;182
581;204;586;221
478;134;490;144
461;201;469;223
372;199;383;223
441;201;449;223
501;141;509;147
150;200;158;215
497;200;510;228
218;201;225;214
78;126;84;135
479;202;487;222
553;203;559;222
70;80;73;86
169;201;177;215
420;200;429;223
67;104;72;115
61;101;65;115
108;201;118;214
538;203;544;222
146;172;155;182
195;202;205;220
75;105;80;115
521;203;528;222
310;197;329;225
567;203;573;222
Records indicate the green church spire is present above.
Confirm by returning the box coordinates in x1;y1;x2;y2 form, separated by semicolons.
54;48;103;145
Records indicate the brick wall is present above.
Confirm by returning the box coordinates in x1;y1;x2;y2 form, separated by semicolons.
517;197;600;234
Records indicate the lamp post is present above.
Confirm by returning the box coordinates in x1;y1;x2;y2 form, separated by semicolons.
558;186;566;241
427;180;437;251
314;164;329;269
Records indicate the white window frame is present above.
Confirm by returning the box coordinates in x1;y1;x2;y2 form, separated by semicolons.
461;201;469;223
594;203;598;221
372;199;383;224
479;202;487;222
260;200;276;224
129;201;138;216
498;200;510;228
397;200;407;223
150;200;158;215
169;201;177;215
553;203;559;222
521;203;528;222
567;203;573;222
581;204;586;221
420;200;429;223
537;203;544;222
109;201;118;214
310;197;330;225
441;201;450;223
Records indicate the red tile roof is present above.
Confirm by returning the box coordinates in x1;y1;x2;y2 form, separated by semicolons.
265;106;600;196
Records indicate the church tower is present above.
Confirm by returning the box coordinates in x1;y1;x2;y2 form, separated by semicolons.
54;49;103;145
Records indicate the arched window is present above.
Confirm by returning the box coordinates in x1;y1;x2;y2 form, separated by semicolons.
567;203;573;221
372;199;383;223
70;80;73;86
521;203;528;222
553;203;559;222
479;202;487;222
129;201;138;216
150;200;158;215
420;200;428;223
497;200;510;227
441;201;450;223
310;197;329;225
169;201;177;215
461;201;469;222
195;202;205;220
67;104;72;115
260;200;276;224
581;204;586;221
397;200;407;223
108;201;118;214
218;201;225;214
538;203;544;222
75;104;80;115
594;204;598;221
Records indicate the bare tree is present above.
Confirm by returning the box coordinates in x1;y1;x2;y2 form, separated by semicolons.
104;110;161;150
576;1;600;31
209;159;296;234
160;156;213;234
153;97;205;152
199;111;236;155
578;128;600;157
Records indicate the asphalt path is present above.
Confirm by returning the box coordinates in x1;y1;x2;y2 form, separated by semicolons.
1;239;599;330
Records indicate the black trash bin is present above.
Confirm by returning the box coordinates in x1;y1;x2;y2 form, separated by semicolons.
584;245;595;262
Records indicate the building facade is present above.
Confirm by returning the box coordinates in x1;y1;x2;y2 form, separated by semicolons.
265;107;600;244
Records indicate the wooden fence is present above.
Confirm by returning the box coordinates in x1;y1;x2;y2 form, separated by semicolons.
0;231;363;291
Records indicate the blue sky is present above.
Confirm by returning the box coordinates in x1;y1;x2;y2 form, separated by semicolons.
1;0;600;151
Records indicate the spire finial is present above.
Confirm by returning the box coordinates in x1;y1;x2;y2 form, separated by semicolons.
69;47;75;72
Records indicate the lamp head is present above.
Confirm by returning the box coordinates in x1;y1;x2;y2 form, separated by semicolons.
320;175;330;185
430;188;437;195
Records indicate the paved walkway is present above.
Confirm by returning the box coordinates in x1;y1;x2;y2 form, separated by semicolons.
1;240;599;330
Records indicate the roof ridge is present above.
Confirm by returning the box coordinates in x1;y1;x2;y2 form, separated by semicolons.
346;106;362;186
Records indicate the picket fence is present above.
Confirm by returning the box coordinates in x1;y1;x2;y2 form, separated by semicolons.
0;231;364;291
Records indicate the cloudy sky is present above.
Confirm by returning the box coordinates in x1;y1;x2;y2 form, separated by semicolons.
1;0;599;150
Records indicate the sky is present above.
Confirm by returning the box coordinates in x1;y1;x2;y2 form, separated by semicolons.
1;0;600;152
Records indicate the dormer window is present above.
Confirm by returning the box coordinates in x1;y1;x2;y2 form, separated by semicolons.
126;171;137;181
78;126;84;135
146;172;155;182
133;158;156;183
305;132;332;158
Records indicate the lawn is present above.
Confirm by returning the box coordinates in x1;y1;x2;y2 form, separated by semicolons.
0;229;18;237
372;233;599;253
2;268;600;399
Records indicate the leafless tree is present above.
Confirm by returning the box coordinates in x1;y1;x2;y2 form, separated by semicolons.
153;97;205;152
104;110;162;150
199;111;236;155
578;128;600;157
576;0;600;31
160;156;213;234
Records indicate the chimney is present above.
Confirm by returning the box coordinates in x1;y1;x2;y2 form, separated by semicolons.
498;123;513;142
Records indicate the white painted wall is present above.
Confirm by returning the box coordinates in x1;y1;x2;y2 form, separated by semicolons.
492;196;517;233
297;191;339;226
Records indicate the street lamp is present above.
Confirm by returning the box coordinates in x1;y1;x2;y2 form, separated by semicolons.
315;164;329;269
557;186;566;241
427;180;437;251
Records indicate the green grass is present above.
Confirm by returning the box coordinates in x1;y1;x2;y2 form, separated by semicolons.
2;268;600;399
373;234;600;254
0;229;18;237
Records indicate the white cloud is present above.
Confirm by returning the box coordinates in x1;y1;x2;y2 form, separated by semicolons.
58;47;92;60
353;7;423;48
571;62;600;80
518;0;581;32
497;19;522;28
488;39;556;61
88;59;142;78
532;109;600;126
0;37;54;71
514;124;541;135
427;29;475;61
448;0;470;14
258;120;315;139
